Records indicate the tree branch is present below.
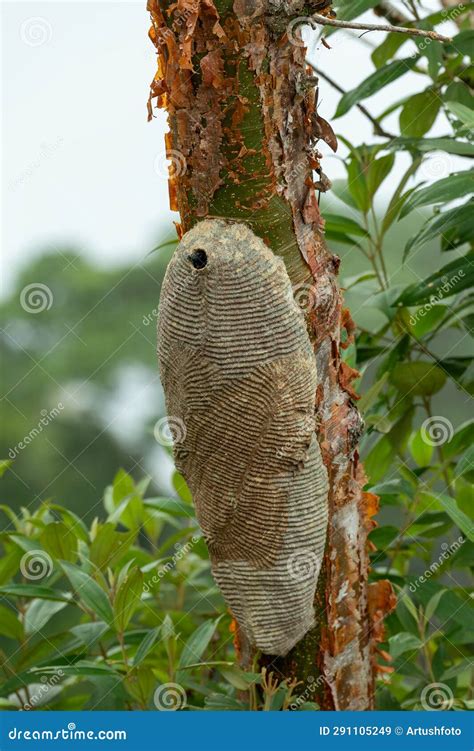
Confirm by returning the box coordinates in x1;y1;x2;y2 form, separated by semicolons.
311;13;452;43
308;63;397;139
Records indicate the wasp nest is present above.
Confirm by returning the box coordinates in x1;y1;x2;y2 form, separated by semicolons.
157;219;328;656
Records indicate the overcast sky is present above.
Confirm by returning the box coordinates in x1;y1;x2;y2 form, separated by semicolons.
2;0;459;293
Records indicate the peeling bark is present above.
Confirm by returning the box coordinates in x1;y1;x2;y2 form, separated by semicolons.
148;0;395;710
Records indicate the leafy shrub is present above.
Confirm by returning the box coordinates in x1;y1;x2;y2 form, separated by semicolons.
0;465;320;710
0;456;472;711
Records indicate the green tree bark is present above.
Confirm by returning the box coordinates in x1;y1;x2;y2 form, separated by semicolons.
148;0;395;710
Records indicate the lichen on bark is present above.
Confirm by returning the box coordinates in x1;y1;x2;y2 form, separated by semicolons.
148;0;396;710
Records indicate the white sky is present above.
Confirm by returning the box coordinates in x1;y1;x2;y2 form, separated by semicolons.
1;0;460;292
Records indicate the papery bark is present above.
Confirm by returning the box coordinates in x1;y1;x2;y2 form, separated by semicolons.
148;0;395;710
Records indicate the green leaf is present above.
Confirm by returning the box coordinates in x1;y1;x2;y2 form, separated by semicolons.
0;505;21;530
387;137;474;157
336;0;380;22
444;81;474;110
404;199;474;258
148;237;179;255
442;658;474;680
40;522;77;562
109;469;144;529
160;613;176;642
46;505;89;543
113;566;143;633
125;665;156;705
457;445;474;476
358;373;389;413
24;598;67;636
323;213;368;237
372;33;408;69
176;617;222;681
370;285;406;321
449;30;474;58
342;271;377;290
445;419;473;458
424;493;474;541
400;90;441;137
70;621;109;647
204;693;246;710
346;157;370;213
389;632;422;658
415;30;443;79
144;497;195;517
425;590;446;623
330;178;359;209
133;626;161;666
218;664;252;691
445;101;474;130
112;468;135;501
367;153;395;199
409;428;434;467
400;171;474;218
369;525;399;548
0;604;23;640
410;305;447;338
324;230;364;248
391;361;446;396
32;661;120;678
0;584;71;602
382;157;422;234
335;58;418;118
395;252;474;306
0;459;13;478
61;562;113;625
172;471;193;503
365;436;393;483
89;523;135;569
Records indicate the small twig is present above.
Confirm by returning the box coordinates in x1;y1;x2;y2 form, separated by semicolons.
311;13;452;43
308;63;397;140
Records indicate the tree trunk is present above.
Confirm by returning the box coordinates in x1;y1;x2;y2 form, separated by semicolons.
148;0;396;710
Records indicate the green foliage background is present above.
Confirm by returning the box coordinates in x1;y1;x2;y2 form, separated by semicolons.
0;0;472;711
